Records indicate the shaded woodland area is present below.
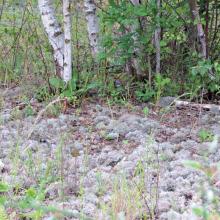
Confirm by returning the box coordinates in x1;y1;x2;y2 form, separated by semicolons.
0;0;219;101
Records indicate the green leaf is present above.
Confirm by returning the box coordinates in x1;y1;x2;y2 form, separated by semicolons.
49;77;64;89
26;187;37;199
160;40;167;47
62;89;73;98
0;196;6;205
192;207;209;217
183;160;202;170
143;107;149;116
97;52;107;61
69;78;77;91
0;182;9;193
133;6;148;16
193;207;204;216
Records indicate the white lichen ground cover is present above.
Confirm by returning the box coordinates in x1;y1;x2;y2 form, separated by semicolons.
1;87;220;219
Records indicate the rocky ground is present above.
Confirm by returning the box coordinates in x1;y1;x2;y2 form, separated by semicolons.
1;87;220;220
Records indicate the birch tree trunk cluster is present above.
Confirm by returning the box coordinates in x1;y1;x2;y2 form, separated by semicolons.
38;0;161;82
38;0;213;83
38;0;100;83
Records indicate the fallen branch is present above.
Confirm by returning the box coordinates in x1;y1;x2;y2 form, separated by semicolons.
174;100;220;112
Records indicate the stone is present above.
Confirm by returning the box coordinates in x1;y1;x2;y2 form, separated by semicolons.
158;96;176;108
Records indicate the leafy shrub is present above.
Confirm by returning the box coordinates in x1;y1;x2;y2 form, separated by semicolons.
198;129;214;142
135;82;155;102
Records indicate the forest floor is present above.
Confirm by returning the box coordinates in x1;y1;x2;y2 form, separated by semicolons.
1;86;220;220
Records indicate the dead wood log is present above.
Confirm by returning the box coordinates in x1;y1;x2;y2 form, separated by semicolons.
174;100;220;113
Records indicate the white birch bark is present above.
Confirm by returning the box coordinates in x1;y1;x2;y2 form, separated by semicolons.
155;0;161;73
63;0;72;82
38;0;64;77
84;0;100;58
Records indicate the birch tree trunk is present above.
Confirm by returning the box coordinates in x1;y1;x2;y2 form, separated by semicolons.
155;0;161;74
84;0;100;58
38;0;64;77
188;0;207;58
63;0;72;82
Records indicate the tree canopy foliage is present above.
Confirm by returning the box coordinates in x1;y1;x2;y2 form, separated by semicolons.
0;0;220;103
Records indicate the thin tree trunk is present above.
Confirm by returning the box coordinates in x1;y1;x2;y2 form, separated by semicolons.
63;0;72;82
129;0;144;77
148;55;152;88
155;0;161;74
205;0;209;58
0;0;5;21
210;0;218;54
188;0;207;58
38;0;64;77
130;0;141;5
84;0;100;58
